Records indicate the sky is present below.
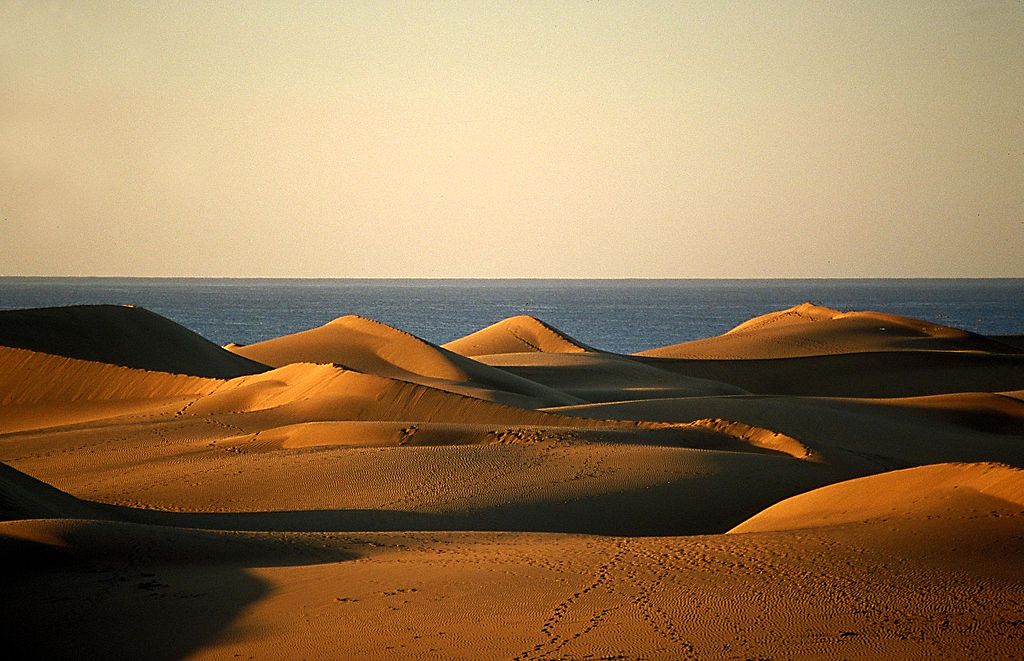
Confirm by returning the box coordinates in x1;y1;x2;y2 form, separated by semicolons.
1;0;1022;278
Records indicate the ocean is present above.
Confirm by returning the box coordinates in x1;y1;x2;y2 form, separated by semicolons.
1;278;1021;354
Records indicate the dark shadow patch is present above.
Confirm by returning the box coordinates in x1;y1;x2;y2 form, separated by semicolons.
0;305;267;378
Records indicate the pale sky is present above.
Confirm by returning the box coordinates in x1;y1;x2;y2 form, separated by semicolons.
2;1;1021;277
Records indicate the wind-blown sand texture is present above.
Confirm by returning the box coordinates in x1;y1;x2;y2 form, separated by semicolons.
2;302;1023;660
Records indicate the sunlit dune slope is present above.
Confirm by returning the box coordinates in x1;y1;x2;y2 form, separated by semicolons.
188;362;593;425
182;363;807;458
443;315;594;356
730;462;1024;533
0;346;222;408
228;314;578;407
0;345;224;433
2;437;836;536
0;343;803;470
637;302;1021;359
0;305;267;378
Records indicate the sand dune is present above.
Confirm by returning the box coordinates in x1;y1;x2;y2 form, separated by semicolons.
730;462;1024;533
228;314;579;406
0;305;267;378
628;304;1024;397
638;302;1021;358
3;302;1023;659
443;314;594;356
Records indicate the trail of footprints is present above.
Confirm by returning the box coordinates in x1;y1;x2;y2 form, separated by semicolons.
379;441;562;513
626;545;696;657
516;538;697;661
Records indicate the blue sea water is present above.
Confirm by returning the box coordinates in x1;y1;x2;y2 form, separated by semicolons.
0;278;1021;354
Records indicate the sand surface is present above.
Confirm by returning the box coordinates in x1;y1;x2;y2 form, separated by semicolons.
2;303;1023;659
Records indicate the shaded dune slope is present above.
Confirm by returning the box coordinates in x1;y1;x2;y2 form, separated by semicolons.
476;351;748;402
228;315;578;407
0;518;353;569
0;305;267;378
549;390;1024;470
224;419;807;459
443;315;594;356
633;350;1024;397
0;461;101;521
638;302;1021;359
993;335;1024;351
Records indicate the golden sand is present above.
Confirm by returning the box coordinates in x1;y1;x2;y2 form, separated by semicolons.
2;303;1023;659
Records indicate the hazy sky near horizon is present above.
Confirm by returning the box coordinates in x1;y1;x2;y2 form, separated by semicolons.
2;1;1022;277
